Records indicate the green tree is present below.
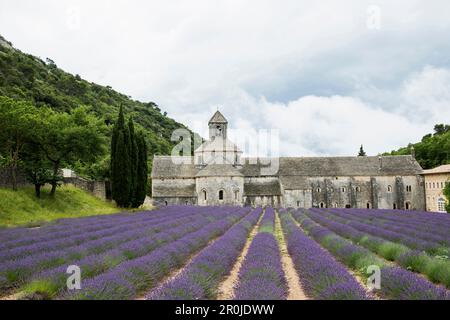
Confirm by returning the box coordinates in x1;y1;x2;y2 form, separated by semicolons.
0;97;38;190
358;145;367;157
35;106;107;196
128;118;138;207
133;132;148;208
21;143;52;198
111;106;132;207
111;131;131;207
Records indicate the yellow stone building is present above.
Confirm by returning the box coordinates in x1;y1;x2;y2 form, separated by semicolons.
423;164;450;213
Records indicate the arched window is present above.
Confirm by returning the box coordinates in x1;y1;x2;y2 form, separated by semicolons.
437;198;446;212
406;185;412;192
405;202;411;210
202;190;207;201
164;201;168;206
234;190;239;200
387;185;393;193
341;187;346;193
393;203;397;210
367;202;371;209
219;190;224;200
320;202;325;208
356;187;361;192
334;203;338;208
316;188;321;193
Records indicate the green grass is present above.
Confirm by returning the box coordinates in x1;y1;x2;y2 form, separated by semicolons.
0;185;121;228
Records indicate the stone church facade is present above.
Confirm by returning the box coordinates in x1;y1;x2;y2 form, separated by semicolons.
151;111;426;210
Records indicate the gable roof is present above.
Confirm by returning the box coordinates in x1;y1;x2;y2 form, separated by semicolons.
423;164;450;175
208;111;228;124
277;156;423;177
244;180;281;196
151;156;198;178
151;155;423;179
152;184;196;197
196;164;244;177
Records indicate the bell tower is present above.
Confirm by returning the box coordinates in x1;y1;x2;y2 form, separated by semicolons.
208;110;228;140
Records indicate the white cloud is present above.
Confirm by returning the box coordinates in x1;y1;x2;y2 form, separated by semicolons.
1;0;450;156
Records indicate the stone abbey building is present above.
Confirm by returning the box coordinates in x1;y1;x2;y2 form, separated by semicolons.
152;111;426;210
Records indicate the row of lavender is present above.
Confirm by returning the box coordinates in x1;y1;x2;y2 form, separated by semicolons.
0;206;244;297
325;208;450;249
0;206;177;248
0;208;219;292
307;208;450;288
0;206;207;256
279;209;369;299
148;207;263;300
292;209;449;300
232;207;288;300
65;207;250;299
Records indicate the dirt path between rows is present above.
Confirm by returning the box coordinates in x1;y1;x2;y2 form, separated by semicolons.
291;212;381;299
216;212;264;300
274;212;309;300
139;210;255;300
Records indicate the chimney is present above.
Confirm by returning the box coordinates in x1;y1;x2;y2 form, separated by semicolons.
411;146;416;159
378;156;383;170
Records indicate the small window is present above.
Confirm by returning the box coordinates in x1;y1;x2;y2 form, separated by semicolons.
164;201;168;206
367;202;371;209
387;185;393;193
341;187;346;193
355;186;361;192
405;202;411;210
433;182;435;189
235;190;239;200
345;204;351;209
437;198;446;212
393;203;397;210
316;188;321;193
219;190;224;200
185;201;189;205
334;203;338;208
320;202;325;208
406;185;412;192
297;201;300;207
202;190;207;201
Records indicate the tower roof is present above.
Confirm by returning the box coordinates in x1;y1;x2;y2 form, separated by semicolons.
208;110;228;124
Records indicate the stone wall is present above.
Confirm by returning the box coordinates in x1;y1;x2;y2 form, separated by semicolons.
0;167;29;188
280;175;425;211
196;176;244;206
62;177;109;200
153;197;197;206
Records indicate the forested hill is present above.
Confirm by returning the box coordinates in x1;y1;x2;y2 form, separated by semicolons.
0;34;192;156
384;124;450;170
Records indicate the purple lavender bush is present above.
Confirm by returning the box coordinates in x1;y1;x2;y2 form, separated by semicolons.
148;208;262;300
233;232;288;300
280;211;369;300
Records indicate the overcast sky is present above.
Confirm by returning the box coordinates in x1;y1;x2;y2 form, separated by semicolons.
1;0;450;156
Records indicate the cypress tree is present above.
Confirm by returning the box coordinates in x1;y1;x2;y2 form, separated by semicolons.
111;106;132;207
358;145;367;157
111;131;132;207
134;132;148;208
128;117;138;207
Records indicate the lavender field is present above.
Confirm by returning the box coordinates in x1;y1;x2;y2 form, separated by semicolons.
0;206;449;300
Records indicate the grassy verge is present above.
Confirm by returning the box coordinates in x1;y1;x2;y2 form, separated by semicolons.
0;185;121;228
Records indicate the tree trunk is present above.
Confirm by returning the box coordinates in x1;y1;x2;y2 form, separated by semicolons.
35;184;41;198
11;164;17;191
50;161;60;197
